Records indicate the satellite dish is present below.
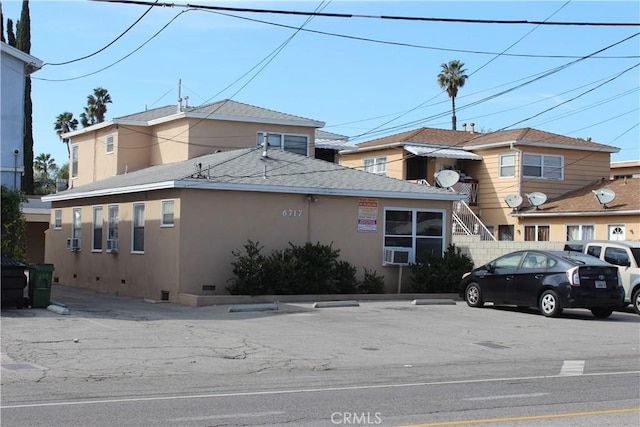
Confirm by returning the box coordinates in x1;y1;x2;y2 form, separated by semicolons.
434;170;460;189
526;192;547;210
593;189;616;209
504;194;523;210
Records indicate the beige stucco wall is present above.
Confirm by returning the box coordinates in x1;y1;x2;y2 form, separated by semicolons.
69;119;319;185
517;214;640;241
340;147;406;177
45;189;454;301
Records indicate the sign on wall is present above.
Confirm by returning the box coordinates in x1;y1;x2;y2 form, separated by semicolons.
358;198;378;232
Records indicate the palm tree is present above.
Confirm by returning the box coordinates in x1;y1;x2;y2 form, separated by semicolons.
34;153;57;194
81;87;112;127
54;112;78;156
437;60;468;131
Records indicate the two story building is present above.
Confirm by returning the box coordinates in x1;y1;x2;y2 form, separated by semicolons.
43;101;464;302
339;124;639;242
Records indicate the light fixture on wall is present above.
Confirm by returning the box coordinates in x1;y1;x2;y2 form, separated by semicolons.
305;195;318;203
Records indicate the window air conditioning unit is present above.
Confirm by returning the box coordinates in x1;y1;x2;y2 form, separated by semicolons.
106;239;119;253
67;238;81;251
383;247;411;266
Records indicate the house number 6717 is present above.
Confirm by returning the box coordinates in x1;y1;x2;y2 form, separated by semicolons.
282;209;303;217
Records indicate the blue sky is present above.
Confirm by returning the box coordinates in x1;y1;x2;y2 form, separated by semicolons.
3;0;639;167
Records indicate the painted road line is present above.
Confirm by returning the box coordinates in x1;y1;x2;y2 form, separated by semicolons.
401;407;640;427
2;370;638;410
463;392;548;401
559;360;585;376
171;410;285;421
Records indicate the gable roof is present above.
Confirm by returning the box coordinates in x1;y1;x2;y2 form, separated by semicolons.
62;99;325;138
315;129;357;151
43;148;465;202
513;177;640;217
351;127;619;154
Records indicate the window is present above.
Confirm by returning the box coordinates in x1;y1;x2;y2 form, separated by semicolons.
524;225;550;241
493;252;524;269
566;225;594;241
71;145;78;178
604;247;630;266
498;225;514;241
54;210;62;229
523;154;563;179
586;245;602;258
108;205;119;241
364;157;387;175
92;207;103;251
384;209;444;264
499;154;515;177
256;132;308;156
608;225;625;240
105;135;114;153
71;208;82;250
161;200;174;227
132;203;145;253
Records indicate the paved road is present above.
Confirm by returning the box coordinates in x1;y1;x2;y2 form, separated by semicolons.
1;285;639;426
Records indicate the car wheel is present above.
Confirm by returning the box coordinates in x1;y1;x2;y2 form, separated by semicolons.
633;288;640;315
590;308;613;318
465;283;484;307
539;289;562;317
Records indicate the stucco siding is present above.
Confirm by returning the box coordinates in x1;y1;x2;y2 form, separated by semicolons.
0;51;26;189
117;125;152;174
149;120;191;166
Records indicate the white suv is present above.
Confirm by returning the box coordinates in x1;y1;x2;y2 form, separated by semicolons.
564;240;640;314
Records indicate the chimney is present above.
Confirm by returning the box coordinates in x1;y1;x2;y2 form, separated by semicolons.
462;123;467;132
587;137;591;142
470;123;475;134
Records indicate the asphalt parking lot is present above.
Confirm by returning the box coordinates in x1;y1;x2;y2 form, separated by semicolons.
2;284;638;387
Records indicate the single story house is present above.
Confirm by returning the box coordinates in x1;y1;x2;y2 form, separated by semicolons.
42;148;465;303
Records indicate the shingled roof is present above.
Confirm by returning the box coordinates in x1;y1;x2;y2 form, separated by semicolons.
43;148;464;202
514;177;640;216
354;127;619;153
62;99;325;138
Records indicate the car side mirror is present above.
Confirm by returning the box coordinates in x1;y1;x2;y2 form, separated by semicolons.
485;263;495;273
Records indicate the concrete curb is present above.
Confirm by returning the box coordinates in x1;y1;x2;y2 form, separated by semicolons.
312;301;360;308
228;303;279;313
412;299;457;306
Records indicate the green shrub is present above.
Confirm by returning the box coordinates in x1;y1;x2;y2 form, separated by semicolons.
358;268;386;294
1;186;27;262
409;244;474;293
228;240;359;295
227;240;268;295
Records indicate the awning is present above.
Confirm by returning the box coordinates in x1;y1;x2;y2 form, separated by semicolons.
404;145;482;160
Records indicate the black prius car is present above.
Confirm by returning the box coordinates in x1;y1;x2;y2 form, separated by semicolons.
458;250;624;318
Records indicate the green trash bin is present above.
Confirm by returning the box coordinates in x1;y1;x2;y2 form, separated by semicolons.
28;264;54;309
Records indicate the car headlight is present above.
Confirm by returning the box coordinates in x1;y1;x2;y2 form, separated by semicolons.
462;272;471;280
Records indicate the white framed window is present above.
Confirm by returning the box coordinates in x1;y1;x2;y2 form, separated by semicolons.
383;208;445;264
105;134;114;154
71;145;79;178
161;200;174;227
256;132;309;156
54;209;62;229
524;225;550;241
523;153;563;179
499;154;515;178
566;224;594;241
107;205;119;241
364;157;387;175
92;206;103;251
132;203;145;253
70;207;82;250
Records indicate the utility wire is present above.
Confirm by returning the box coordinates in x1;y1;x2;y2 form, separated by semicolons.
44;0;158;66
95;0;640;27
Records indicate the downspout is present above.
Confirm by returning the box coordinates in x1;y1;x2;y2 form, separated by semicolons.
510;142;522;196
510;142;523;240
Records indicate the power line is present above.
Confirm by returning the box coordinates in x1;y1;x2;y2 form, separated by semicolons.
44;1;158;66
94;0;640;27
